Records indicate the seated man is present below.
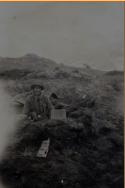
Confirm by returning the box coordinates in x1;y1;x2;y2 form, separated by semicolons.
22;81;54;121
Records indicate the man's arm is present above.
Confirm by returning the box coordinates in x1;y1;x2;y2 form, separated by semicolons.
47;97;54;111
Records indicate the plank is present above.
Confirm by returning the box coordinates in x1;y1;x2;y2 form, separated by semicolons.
36;138;50;158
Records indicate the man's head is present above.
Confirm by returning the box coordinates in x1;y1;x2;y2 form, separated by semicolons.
31;81;44;96
33;85;42;96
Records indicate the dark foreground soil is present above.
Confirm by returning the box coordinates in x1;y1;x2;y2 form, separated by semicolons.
0;54;124;188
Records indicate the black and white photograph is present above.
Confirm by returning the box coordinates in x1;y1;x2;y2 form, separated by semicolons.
0;2;124;188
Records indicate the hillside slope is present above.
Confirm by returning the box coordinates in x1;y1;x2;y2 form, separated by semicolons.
0;54;124;188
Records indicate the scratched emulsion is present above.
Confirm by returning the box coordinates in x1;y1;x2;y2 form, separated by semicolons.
0;83;17;188
0;2;124;71
0;83;16;161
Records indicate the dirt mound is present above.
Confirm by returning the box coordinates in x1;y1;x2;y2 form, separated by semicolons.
0;111;124;188
0;55;124;188
0;94;124;188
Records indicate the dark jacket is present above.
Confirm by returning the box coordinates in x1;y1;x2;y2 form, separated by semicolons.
23;93;54;117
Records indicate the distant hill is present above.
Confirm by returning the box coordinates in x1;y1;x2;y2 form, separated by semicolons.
0;53;110;77
0;54;57;72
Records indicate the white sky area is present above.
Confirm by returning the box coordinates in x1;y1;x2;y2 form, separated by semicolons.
0;2;124;70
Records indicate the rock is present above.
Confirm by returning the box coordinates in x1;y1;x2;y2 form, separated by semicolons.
72;69;79;73
110;175;124;188
53;142;63;151
69;110;83;119
79;95;95;108
100;122;118;133
108;133;124;147
95;162;107;171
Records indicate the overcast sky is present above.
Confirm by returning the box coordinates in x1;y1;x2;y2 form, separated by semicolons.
0;2;124;71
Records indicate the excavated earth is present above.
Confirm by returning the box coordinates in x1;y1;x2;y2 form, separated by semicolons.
0;54;124;188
